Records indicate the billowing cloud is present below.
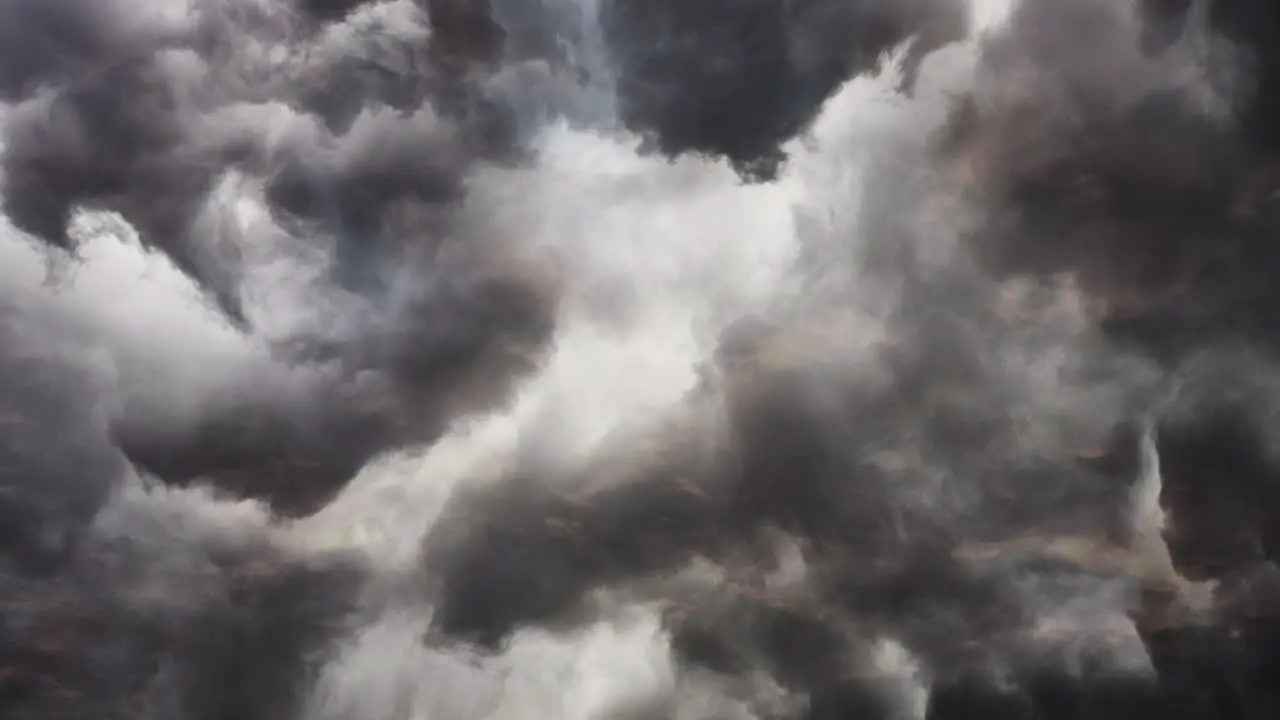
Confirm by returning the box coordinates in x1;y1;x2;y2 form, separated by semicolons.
2;2;1280;719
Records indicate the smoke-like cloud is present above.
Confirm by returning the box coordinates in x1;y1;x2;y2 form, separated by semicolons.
3;1;1280;719
597;0;969;177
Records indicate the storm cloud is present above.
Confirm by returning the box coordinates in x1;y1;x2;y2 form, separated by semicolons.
2;1;1280;720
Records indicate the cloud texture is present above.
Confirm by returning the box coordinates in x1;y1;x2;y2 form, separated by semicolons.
2;1;1280;719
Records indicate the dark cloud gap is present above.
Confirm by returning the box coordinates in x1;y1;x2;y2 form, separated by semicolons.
3;1;1280;719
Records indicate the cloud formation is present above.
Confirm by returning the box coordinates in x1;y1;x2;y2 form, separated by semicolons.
2;1;1280;720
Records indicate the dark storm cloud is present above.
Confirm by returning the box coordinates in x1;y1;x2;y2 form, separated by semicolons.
419;258;1162;653
0;0;971;312
297;0;374;23
1137;0;1280;154
0;0;969;524
0;486;368;720
944;0;1280;363
598;0;970;178
0;0;564;516
413;2;1280;719
0;0;568;697
114;254;560;517
408;0;972;175
5;1;1280;720
941;0;1280;610
3;57;251;321
0;0;485;323
0;306;126;573
0;0;152;102
0;287;363;720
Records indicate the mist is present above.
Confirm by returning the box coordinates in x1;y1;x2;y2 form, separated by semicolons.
2;1;1279;719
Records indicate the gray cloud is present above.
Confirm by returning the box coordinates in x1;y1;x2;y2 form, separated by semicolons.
3;1;1280;720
